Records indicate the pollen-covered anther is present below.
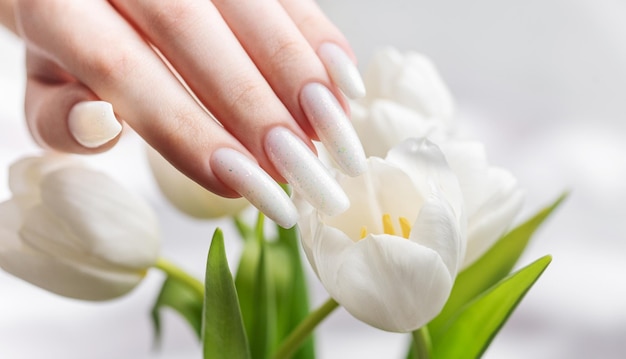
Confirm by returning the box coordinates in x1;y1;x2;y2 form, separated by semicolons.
359;214;412;240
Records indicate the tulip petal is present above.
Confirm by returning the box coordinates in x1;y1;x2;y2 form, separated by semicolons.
8;155;75;201
363;47;455;121
463;170;524;267
313;227;452;332
439;141;524;267
0;243;144;300
38;167;160;269
411;190;464;278
0;200;23;237
439;141;492;215
353;100;439;158
386;138;465;231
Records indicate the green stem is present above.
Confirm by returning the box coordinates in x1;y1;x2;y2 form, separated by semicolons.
412;326;433;359
154;257;204;297
272;298;339;359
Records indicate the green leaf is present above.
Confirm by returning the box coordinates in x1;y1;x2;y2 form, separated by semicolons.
235;214;277;359
429;193;566;339
432;255;552;359
151;275;204;343
235;233;261;342
203;228;251;359
233;216;256;242
249;237;276;359
274;225;315;359
234;214;314;359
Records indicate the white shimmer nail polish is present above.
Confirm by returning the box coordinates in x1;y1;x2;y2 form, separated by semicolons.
211;148;298;228
318;42;366;99
300;83;367;177
265;127;349;216
68;101;122;148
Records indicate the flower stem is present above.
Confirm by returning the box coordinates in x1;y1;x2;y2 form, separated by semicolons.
412;326;433;359
272;298;339;359
154;257;204;297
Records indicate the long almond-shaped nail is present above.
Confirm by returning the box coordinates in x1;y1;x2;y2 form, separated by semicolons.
211;148;298;228
265;127;349;216
300;83;367;177
68;101;122;148
318;42;366;99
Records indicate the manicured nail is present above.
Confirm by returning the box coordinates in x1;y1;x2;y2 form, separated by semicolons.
318;42;366;99
300;83;367;177
68;101;122;148
211;148;298;228
265;127;349;216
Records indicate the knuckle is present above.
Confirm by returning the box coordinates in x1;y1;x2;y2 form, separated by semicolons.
225;77;267;113
80;44;139;86
142;0;201;34
269;38;307;68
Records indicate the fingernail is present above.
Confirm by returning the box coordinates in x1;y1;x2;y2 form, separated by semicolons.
265;127;349;216
68;101;122;148
300;83;367;177
318;42;366;99
211;148;298;228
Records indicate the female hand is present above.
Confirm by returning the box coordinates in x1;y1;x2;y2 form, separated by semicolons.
8;0;368;227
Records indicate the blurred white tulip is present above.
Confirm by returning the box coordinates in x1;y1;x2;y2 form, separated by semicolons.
361;47;455;121
0;154;160;300
146;145;249;219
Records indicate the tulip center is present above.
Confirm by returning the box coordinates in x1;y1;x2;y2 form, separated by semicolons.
360;214;411;240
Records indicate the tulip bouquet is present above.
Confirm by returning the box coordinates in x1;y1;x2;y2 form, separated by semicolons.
0;48;563;359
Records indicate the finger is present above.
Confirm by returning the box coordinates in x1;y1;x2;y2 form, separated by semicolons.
109;0;361;208
211;0;366;175
16;0;299;227
110;0;310;169
208;0;365;175
212;0;352;127
17;0;237;194
24;51;122;153
279;0;366;99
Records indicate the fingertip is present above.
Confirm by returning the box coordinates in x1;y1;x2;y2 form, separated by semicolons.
25;79;122;154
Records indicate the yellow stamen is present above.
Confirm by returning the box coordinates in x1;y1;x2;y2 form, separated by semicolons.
358;214;413;241
382;214;396;235
399;217;411;239
360;226;368;239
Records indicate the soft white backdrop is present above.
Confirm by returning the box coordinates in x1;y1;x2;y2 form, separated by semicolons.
1;1;625;358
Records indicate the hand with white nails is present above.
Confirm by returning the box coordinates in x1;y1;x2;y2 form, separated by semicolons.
0;0;368;227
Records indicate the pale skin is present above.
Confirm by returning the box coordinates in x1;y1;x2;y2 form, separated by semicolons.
0;0;357;199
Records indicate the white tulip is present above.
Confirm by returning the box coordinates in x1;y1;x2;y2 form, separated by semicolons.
351;48;524;268
146;145;249;219
0;154;160;300
296;139;466;332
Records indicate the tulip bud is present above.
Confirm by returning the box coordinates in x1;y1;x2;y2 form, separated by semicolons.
146;145;249;219
0;154;160;300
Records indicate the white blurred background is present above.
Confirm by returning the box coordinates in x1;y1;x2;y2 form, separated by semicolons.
1;1;625;358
